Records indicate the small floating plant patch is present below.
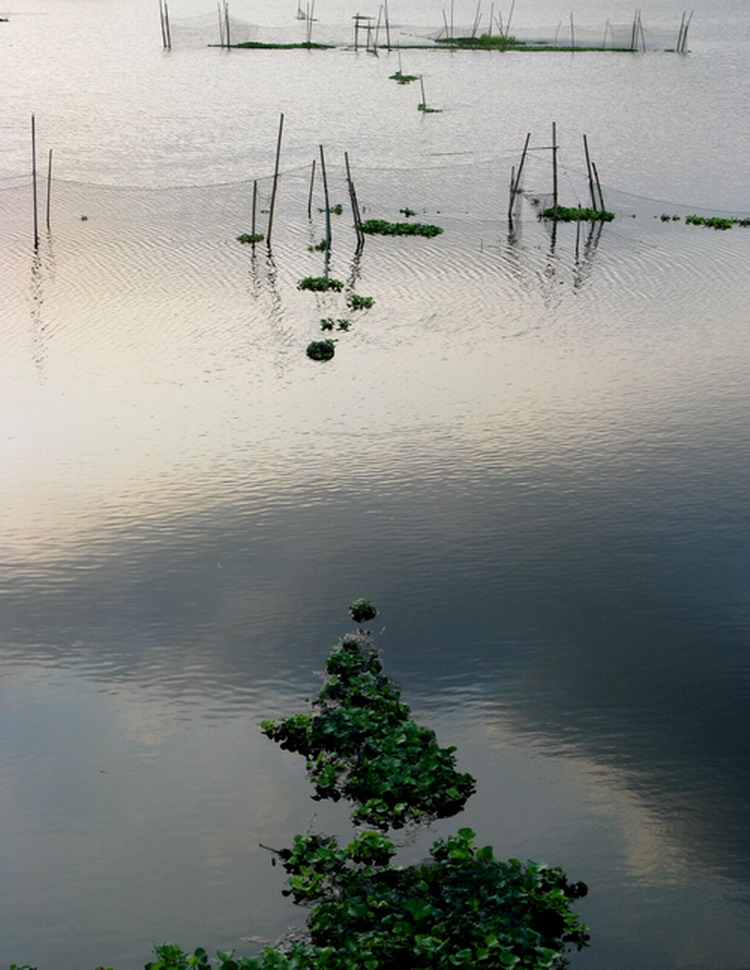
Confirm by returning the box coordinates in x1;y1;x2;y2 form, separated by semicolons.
418;103;442;113
237;232;264;243
361;219;443;237
348;294;373;310
389;71;419;83
306;339;336;361
298;276;344;292
685;214;750;230
540;206;614;222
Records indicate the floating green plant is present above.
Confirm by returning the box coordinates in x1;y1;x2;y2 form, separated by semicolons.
308;238;329;251
540;206;615;222
399;207;416;217
348;294;374;310
320;318;335;331
389;70;419;83
361;218;443;237
319;203;343;215
231;40;333;49
306;339;336;361
337;319;351;331
237;232;264;244
418;103;442;113
685;214;750;230
349;598;377;623
298;276;344;292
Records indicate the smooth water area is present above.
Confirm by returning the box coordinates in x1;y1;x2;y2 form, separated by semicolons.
2;0;750;968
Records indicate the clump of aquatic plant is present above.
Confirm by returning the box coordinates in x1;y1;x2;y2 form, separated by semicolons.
298;276;344;292
233;40;333;49
337;319;351;331
399;207;416;217
237;232;264;244
389;70;419;83
306;339;336;361
348;294;374;310
685;214;749;230
319;203;343;215
418;103;442;113
349;598;377;623
320;317;335;331
540;206;614;222
361;218;443;237
308;238;329;252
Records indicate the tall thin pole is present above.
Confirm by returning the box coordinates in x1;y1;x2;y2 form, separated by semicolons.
46;148;53;231
592;161;605;211
570;11;575;49
508;132;530;222
217;1;225;46
266;113;284;248
583;134;597;210
319;145;331;271
31;114;39;249
345;151;363;246
551;121;558;220
419;74;427;109
224;0;231;48
163;0;172;49
159;0;168;48
307;159;316;220
384;0;391;50
251;180;258;238
505;0;516;38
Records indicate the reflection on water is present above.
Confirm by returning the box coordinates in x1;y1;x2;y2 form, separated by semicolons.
2;0;750;967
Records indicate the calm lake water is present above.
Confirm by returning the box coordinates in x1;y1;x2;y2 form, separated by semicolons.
2;0;750;968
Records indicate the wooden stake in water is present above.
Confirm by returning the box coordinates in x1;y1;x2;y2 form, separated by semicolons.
251;179;258;239
384;0;391;50
217;1;225;46
508;131;530;222
224;0;231;48
307;159;316;220
570;11;575;49
31;114;39;249
419;74;427;110
583;134;597;210
159;0;168;48
551;121;558;220
592;161;605;211
46;148;53;232
345;151;364;247
266;113;284;248
319;144;332;270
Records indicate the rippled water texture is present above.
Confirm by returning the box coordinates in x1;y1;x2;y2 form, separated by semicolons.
2;0;750;968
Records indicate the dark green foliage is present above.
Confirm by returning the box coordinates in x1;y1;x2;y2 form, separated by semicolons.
685;214;750;229
237;232;265;244
349;598;377;623
232;41;333;49
389;71;419;83
539;207;614;222
261;631;476;829
417;103;442;113
399;207;416;217
347;294;374;311
309;239;329;252
306;339;336;361
360;219;443;238
298;277;344;292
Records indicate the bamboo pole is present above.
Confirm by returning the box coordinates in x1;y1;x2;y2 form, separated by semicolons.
31;114;39;249
551;121;558;220
508;132;530;222
374;5;382;48
505;0;515;38
471;0;482;41
676;11;685;52
307;159;316;220
163;0;171;49
582;134;597;210
575;205;582;259
251;179;258;239
384;0;391;50
319;144;331;270
224;0;231;49
681;10;693;52
570;11;575;49
46;148;52;231
159;0;168;48
592;161;605;211
344;151;364;247
217;1;225;46
419;74;426;108
602;18;609;48
266;113;284;248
